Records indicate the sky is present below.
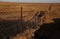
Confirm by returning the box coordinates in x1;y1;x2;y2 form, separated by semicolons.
0;0;60;3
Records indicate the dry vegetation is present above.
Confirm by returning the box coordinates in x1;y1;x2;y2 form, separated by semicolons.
0;3;60;21
0;2;60;39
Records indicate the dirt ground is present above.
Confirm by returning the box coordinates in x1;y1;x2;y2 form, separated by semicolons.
0;2;60;39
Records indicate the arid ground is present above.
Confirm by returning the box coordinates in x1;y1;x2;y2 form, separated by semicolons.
0;2;60;39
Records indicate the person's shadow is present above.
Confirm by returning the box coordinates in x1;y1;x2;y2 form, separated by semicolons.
34;18;60;39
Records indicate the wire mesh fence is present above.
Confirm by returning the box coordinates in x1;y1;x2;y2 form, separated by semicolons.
0;6;46;39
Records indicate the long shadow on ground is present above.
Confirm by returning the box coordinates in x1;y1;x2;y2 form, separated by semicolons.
34;18;60;39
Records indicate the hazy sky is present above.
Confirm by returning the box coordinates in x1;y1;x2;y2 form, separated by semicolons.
0;0;60;3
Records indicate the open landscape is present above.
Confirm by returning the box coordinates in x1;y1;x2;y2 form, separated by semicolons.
0;2;60;39
0;2;60;21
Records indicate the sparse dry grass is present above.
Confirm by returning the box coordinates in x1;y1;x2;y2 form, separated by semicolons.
0;2;60;39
